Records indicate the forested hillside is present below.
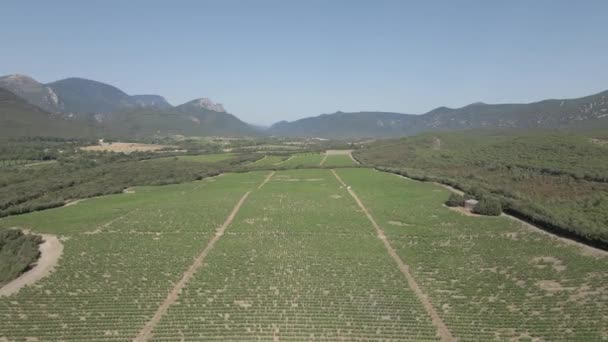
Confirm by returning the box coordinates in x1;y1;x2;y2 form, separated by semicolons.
270;90;608;138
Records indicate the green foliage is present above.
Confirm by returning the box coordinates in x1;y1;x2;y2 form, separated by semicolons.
0;229;42;286
445;193;464;207
356;130;608;246
472;197;502;216
0;149;259;218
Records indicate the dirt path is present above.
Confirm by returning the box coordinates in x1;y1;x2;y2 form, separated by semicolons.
274;155;293;165
319;153;328;166
258;171;275;189
134;173;274;341
331;170;455;342
0;234;63;297
83;210;136;235
349;151;360;165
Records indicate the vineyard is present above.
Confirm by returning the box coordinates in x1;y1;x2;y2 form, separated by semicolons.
0;168;606;341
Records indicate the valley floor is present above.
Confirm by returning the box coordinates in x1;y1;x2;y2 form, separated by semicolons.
0;168;606;341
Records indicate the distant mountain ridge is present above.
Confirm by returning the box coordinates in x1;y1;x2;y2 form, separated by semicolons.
269;90;608;137
0;74;256;137
2;72;607;138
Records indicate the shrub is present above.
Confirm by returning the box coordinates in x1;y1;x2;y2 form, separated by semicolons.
473;197;503;216
445;193;464;207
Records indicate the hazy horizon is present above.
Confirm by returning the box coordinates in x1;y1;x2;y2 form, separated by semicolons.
2;0;608;125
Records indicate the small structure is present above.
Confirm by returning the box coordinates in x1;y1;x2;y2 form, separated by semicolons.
464;199;478;211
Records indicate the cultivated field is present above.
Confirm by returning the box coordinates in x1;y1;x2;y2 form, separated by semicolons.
321;154;358;167
248;155;288;166
0;168;606;341
155;153;237;163
81;142;177;153
277;153;325;167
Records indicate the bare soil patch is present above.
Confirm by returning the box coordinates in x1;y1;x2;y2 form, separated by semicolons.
591;138;608;146
387;220;413;227
532;256;566;272
536;280;575;292
81;142;176;153
0;233;63;297
446;205;482;217
64;199;84;207
325;149;353;155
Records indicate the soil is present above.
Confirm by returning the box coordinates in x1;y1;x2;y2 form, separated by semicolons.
81;142;176;153
325;149;353;155
0;233;63;297
331;169;455;342
446;205;482;217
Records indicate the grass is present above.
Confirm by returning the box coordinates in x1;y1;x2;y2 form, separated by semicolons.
154;153;237;163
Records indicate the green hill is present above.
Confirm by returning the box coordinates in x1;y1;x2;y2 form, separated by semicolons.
270;90;608;138
0;88;96;138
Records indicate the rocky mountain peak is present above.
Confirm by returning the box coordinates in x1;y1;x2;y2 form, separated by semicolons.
193;97;226;112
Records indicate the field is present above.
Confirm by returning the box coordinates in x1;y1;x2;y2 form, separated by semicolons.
321;154;358;167
277;153;325;168
81;142;177;153
0;167;606;341
247;155;288;166
154;153;237;163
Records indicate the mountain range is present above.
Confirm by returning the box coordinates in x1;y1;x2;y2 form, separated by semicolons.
269;91;608;138
1;73;607;138
0;74;256;137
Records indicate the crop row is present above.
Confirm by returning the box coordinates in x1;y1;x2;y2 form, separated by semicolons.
0;172;268;341
151;169;440;341
336;168;608;341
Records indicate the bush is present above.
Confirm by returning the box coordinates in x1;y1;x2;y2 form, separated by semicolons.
473;197;503;216
445;193;464;207
0;229;42;286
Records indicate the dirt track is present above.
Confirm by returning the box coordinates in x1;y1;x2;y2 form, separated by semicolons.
134;172;274;341
319;153;328;166
331;169;455;342
0;233;63;297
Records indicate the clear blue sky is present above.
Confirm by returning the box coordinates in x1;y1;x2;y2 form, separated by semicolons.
2;0;607;125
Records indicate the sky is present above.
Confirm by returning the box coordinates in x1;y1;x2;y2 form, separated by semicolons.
2;0;608;125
